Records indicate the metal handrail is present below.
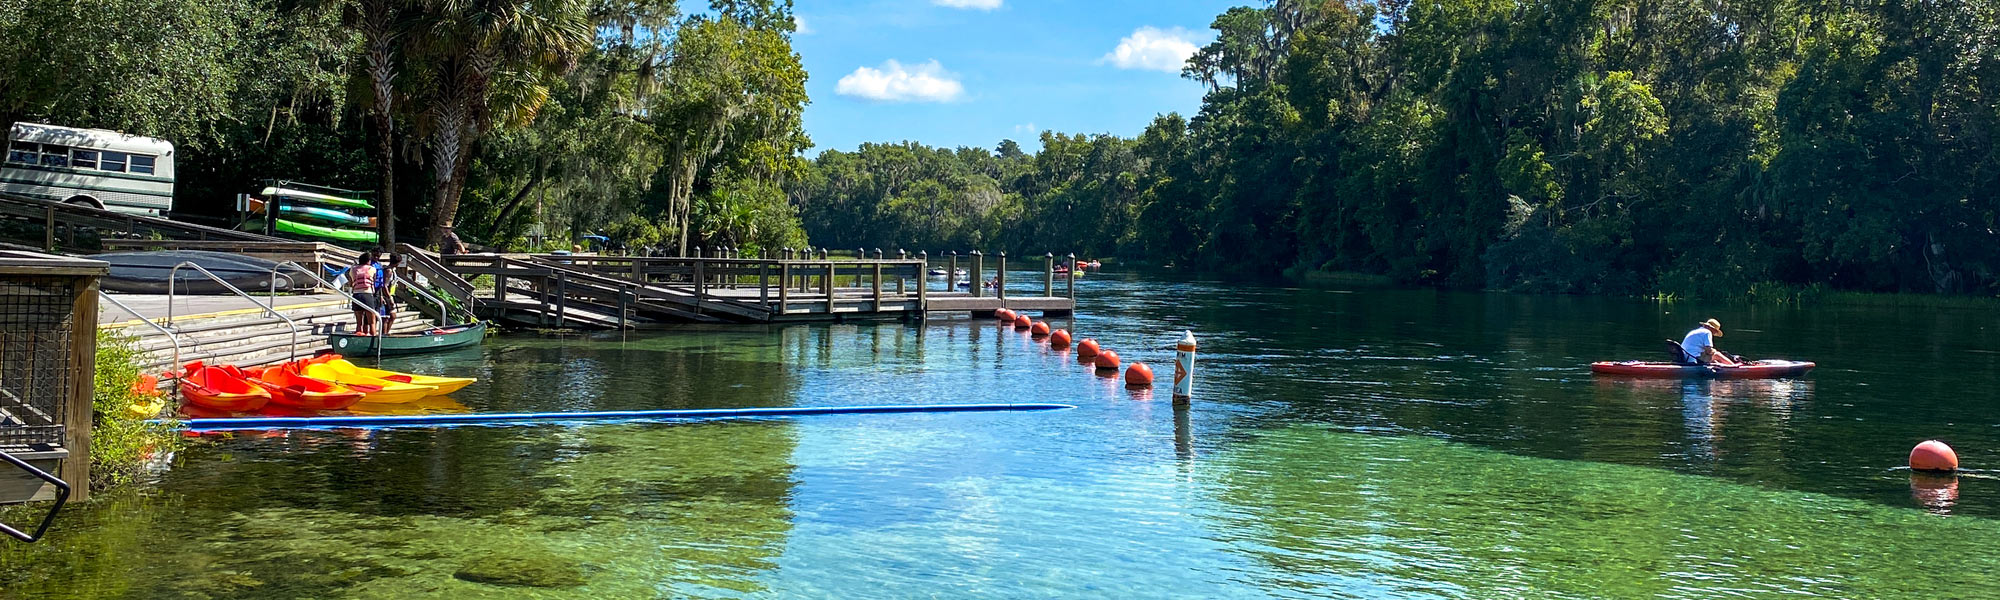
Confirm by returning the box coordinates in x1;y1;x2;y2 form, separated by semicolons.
0;449;69;543
98;291;183;376
265;261;380;321
166;262;302;363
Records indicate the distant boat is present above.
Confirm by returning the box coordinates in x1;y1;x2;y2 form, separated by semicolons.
329;322;488;357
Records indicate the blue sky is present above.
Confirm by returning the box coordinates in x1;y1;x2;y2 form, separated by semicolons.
787;0;1237;154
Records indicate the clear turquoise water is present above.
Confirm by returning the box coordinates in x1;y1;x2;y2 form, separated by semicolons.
4;273;2000;598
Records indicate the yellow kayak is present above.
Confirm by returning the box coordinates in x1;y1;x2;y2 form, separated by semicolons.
301;362;436;404
320;358;476;396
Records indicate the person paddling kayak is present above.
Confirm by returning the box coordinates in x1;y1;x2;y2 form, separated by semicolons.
1678;319;1737;366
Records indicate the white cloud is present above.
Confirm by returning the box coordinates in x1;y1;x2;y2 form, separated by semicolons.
933;0;1002;9
1101;26;1204;73
835;60;965;103
1013;122;1038;134
792;15;812;34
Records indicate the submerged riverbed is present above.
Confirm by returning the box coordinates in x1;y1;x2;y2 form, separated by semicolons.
5;273;2000;598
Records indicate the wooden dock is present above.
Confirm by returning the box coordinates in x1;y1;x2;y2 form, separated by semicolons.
431;250;1078;329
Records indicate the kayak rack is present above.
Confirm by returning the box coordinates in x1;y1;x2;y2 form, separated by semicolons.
0;448;69;543
166;402;1077;431
167;261;301;363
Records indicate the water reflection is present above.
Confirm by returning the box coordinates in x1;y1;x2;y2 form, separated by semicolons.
1910;474;1959;515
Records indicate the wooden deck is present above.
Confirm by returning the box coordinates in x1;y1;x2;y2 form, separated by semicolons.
434;252;1076;328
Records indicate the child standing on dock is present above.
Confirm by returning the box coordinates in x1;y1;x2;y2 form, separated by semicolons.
377;253;402;333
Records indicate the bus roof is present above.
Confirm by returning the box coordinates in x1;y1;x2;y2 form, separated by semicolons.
10;122;174;156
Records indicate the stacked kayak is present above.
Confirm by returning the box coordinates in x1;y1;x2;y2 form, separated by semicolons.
245;363;367;410
1590;360;1816;379
241;184;379;244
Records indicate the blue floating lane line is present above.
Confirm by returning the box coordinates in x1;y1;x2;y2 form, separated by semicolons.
161;403;1077;431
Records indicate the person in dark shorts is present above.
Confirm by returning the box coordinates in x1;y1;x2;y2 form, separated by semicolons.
376;253;403;333
346;253;379;335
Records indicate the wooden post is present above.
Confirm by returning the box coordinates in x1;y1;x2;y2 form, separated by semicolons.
631;257;644;284
872;260;884;312
996;252;1007;299
824;259;837;314
494;273;507;303
759;261;770;306
970;251;984;298
1044;252;1055;298
617;287;629;330
948;251;959;290
694;259;706;297
916;260;928;318
1066;253;1077;298
43;206;55;252
64;276;98;501
555;272;568;329
778;262;791;315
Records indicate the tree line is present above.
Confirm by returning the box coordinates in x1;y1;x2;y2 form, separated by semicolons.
790;0;2000;297
0;0;809;254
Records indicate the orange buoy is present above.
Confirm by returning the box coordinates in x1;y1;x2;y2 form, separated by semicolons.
1050;329;1072;349
1094;350;1121;371
1125;362;1154;388
1077;338;1100;357
1910;440;1959;473
996;308;1015;321
1031;321;1051;337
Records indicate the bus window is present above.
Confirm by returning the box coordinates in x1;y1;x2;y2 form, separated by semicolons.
130;155;154;175
72;149;98;170
100;151;126;172
39;146;68;168
6;143;37;165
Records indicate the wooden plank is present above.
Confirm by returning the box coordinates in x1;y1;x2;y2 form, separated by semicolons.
0;449;67;504
64;277;97;502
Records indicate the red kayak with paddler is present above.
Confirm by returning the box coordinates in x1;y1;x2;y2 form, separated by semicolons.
1591;318;1816;379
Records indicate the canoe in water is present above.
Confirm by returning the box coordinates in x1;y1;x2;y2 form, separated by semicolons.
328;322;487;357
88;250;296;295
275;218;378;243
1590;359;1816;379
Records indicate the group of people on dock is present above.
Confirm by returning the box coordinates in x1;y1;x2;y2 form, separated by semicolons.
335;247;403;336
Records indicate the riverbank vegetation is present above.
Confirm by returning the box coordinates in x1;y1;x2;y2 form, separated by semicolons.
0;0;808;254
790;0;2000;299
1;1;1992;299
90;332;178;489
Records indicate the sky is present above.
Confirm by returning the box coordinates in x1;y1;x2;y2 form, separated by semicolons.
785;0;1237;155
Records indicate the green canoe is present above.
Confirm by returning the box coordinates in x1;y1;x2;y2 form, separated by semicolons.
275;218;378;243
261;186;374;210
329;321;487;356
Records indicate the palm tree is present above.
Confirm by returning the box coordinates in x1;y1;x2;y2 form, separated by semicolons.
407;0;591;249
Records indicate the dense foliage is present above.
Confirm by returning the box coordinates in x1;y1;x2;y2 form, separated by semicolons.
792;0;2000;297
0;0;809;254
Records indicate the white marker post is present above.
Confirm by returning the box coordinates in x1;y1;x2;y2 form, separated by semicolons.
1173;330;1197;405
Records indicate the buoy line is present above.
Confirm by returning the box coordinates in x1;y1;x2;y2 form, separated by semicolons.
161;403;1077;431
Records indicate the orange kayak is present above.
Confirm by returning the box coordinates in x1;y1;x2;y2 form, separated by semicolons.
180;362;271;412
245;364;367;411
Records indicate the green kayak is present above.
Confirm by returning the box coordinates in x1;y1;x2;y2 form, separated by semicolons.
275;218;378;243
261;186;374;210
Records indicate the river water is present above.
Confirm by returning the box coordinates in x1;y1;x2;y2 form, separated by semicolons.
4;272;2000;598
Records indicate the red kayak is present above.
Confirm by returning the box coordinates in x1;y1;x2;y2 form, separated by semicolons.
1590;360;1816;379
